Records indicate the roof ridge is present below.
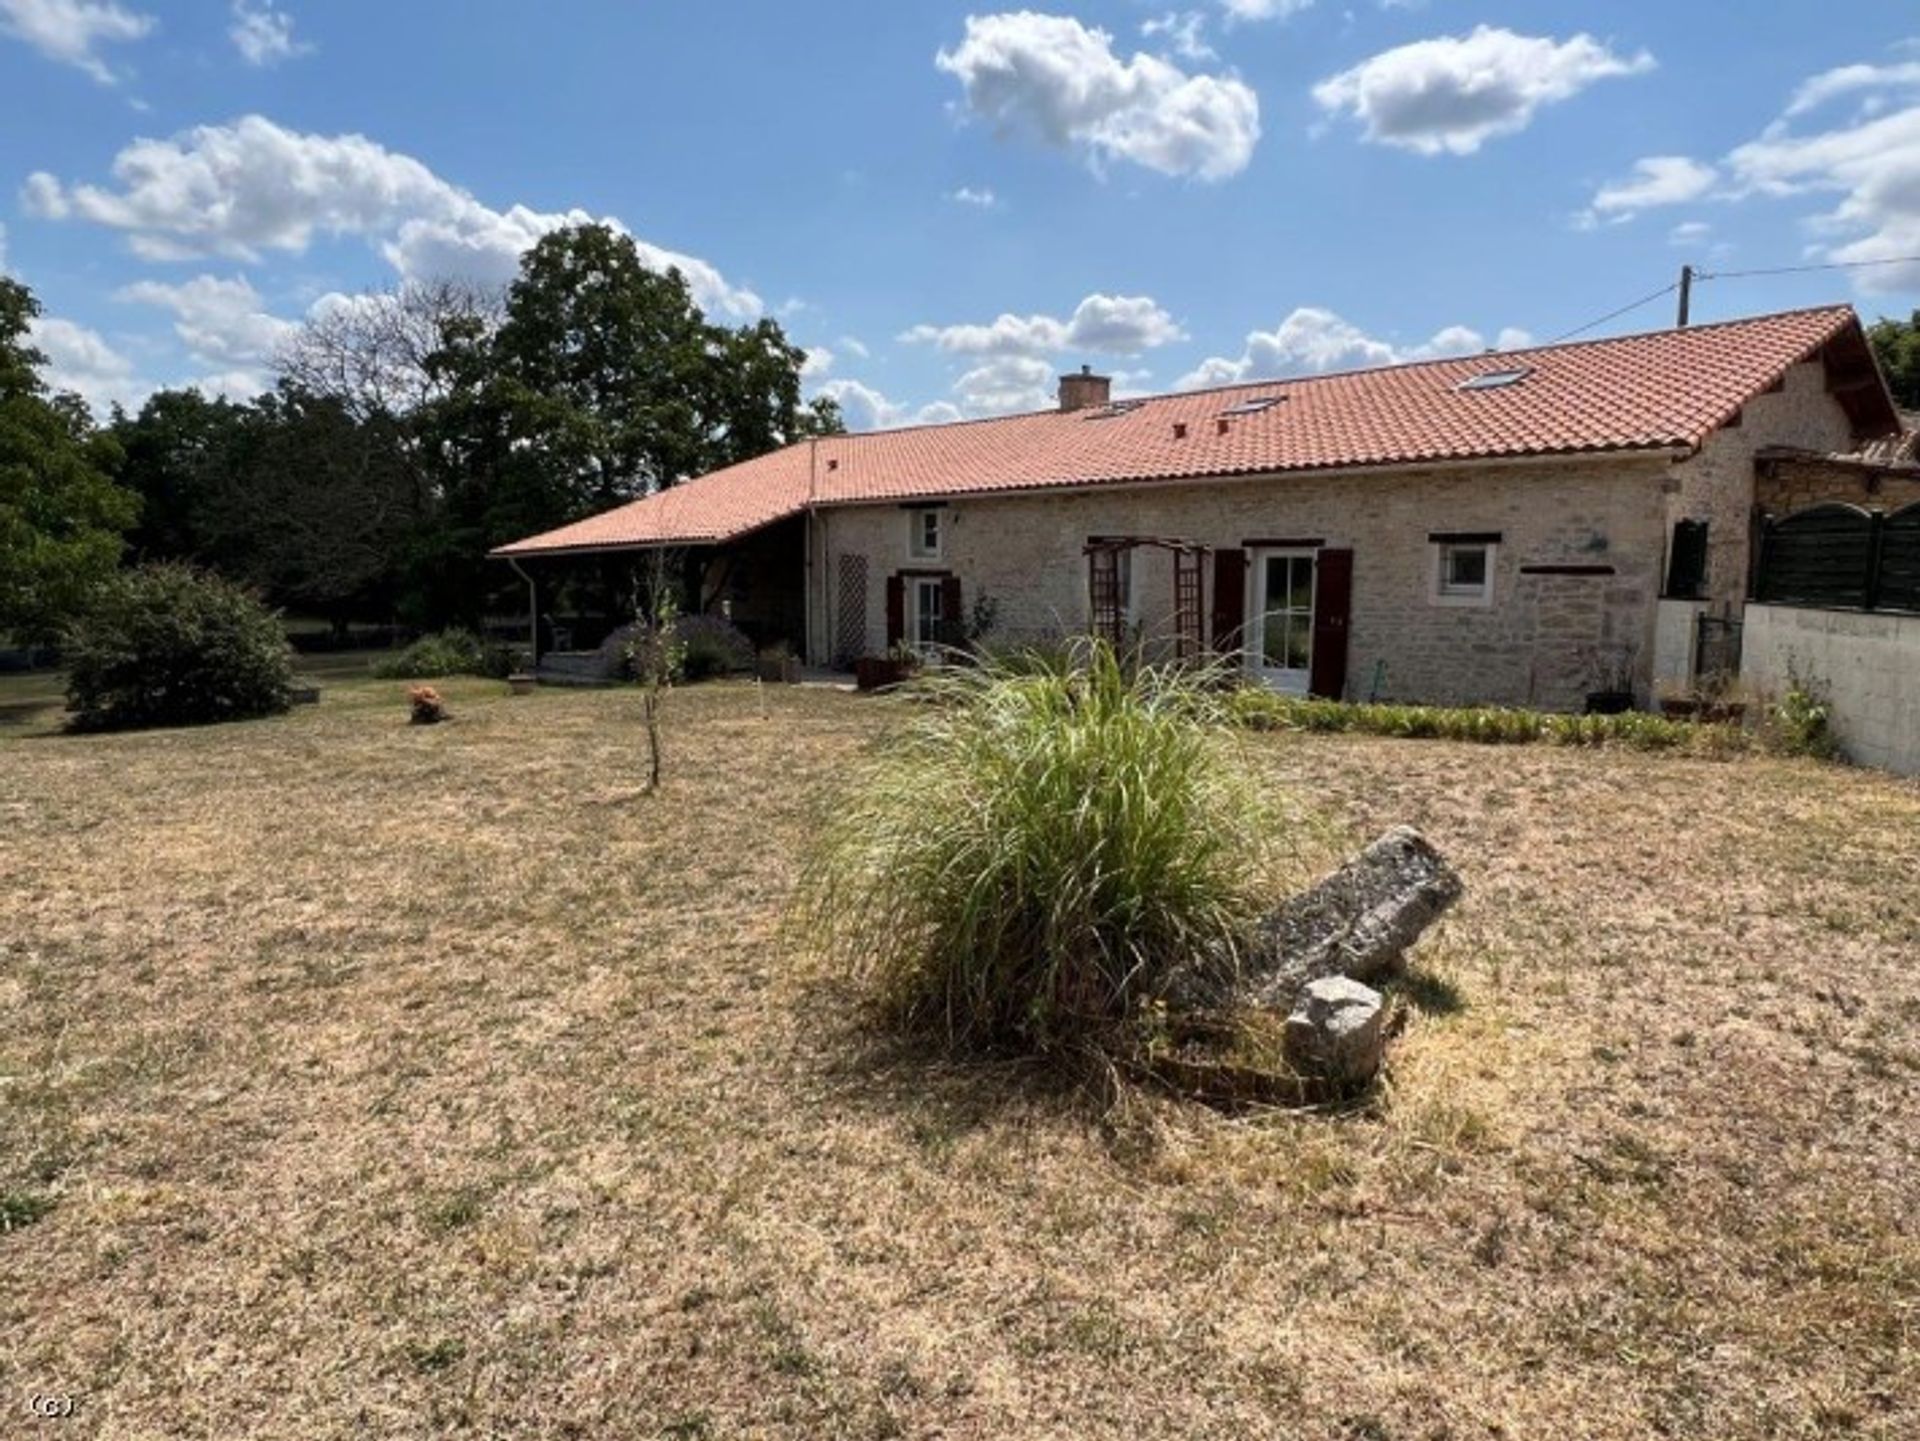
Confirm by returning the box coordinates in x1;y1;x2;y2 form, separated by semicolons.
1151;304;1859;403
795;304;1862;441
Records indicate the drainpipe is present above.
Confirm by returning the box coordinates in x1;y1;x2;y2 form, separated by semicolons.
805;437;819;666
507;556;540;669
820;508;833;668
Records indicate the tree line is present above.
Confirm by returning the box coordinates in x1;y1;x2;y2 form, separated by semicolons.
1;223;841;646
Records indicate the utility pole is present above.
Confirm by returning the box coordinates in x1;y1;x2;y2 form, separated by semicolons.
1677;265;1694;328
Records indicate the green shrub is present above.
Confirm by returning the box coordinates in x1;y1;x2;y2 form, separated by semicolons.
1762;675;1840;761
372;628;513;680
64;564;293;732
801;643;1292;1052
1227;689;1746;756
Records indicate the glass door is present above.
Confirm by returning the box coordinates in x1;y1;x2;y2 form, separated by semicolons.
1251;550;1315;693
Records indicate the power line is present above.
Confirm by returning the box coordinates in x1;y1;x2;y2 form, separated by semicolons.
1548;281;1679;344
1697;254;1920;281
1547;252;1920;347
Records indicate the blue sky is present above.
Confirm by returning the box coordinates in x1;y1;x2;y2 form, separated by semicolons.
3;1;1917;428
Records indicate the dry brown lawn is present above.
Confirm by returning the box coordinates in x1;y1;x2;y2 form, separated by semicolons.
2;674;1916;1439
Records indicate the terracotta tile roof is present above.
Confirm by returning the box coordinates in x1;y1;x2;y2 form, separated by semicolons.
495;306;1886;556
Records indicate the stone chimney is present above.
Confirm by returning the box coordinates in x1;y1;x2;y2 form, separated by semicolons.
1058;365;1112;413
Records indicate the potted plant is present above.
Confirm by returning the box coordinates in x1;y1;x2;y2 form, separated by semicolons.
1581;643;1639;715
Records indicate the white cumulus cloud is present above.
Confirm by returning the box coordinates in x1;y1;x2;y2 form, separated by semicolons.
25;115;761;317
1587;155;1718;220
937;11;1260;180
28;314;143;411
1176;306;1529;390
229;1;308;68
814;378;960;432
0;0;153;84
1141;11;1213;63
1725;57;1920;292
116;273;296;374
1313;25;1654;156
902;292;1184;359
952;355;1057;414
1218;0;1311;21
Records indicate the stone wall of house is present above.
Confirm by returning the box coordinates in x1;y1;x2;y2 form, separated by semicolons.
1663;359;1860;612
816;455;1676;710
1754;459;1920;517
813;360;1865;707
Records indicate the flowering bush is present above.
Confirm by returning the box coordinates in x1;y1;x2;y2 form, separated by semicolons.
408;685;446;725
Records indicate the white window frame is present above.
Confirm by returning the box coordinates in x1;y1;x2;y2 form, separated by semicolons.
1432;539;1497;608
908;575;946;651
1247;547;1317;694
908;508;944;561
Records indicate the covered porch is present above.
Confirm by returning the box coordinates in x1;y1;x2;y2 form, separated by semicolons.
500;513;808;681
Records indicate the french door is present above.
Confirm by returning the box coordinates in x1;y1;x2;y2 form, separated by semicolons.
1250;549;1315;693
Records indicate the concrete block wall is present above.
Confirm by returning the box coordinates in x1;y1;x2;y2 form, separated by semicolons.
1742;603;1920;775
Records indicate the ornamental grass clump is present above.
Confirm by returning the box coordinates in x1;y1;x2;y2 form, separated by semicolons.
803;643;1290;1053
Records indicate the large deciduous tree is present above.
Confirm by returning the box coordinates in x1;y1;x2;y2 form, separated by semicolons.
1867;311;1920;411
0;278;137;643
112;387;250;565
484;224;842;514
209;388;418;634
154;223;846;631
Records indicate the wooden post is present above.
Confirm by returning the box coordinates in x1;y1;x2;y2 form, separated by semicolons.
1864;509;1887;612
509;557;543;668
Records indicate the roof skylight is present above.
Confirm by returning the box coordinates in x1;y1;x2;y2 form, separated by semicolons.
1455;368;1532;392
1221;395;1284;416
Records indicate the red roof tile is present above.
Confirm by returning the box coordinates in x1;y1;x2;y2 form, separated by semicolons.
495;306;1885;556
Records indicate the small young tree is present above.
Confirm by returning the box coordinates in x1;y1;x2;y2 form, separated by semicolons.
627;551;686;793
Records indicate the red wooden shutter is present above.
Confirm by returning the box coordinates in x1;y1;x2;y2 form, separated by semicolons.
940;575;962;644
1309;548;1353;700
885;574;905;648
1211;548;1246;656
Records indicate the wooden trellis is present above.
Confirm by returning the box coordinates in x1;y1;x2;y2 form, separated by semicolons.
1084;536;1211;661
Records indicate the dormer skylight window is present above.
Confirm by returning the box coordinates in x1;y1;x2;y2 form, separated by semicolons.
1455;368;1532;392
1084;399;1145;420
1220;396;1284;416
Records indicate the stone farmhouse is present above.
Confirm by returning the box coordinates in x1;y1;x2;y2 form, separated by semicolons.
494;306;1904;712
